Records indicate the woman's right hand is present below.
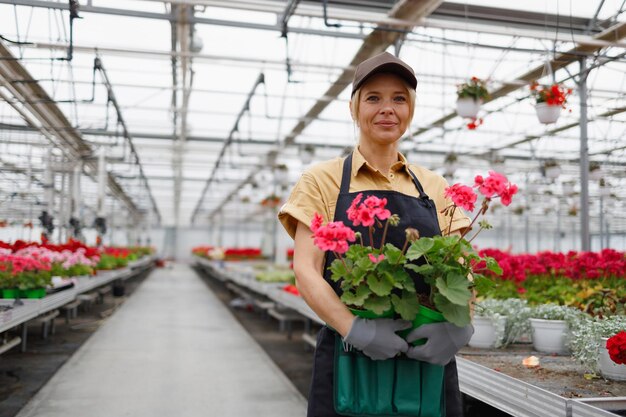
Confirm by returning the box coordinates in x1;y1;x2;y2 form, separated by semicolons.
344;317;411;360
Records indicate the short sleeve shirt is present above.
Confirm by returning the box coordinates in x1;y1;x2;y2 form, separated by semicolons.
278;147;471;239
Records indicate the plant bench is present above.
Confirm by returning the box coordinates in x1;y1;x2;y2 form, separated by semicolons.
31;309;59;339
77;293;99;312
267;307;309;339
61;300;81;323
97;286;112;303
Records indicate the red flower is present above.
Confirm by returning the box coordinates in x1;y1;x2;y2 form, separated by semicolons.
444;183;477;212
607;332;626;365
466;117;483;130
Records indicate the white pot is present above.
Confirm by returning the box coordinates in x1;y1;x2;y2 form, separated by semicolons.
469;316;502;348
589;168;603;181
599;337;626;381
456;98;482;118
529;318;569;355
545;165;561;180
535;102;561;124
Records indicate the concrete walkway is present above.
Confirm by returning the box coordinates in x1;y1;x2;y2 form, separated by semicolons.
17;263;306;417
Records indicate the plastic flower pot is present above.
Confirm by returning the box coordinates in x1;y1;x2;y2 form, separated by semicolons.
598;337;626;381
20;288;46;299
1;288;20;299
399;304;446;346
469;315;503;348
535;102;561;124
456;97;482;118
529;318;569;355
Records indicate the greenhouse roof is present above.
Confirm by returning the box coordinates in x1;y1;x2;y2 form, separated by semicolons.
0;0;625;233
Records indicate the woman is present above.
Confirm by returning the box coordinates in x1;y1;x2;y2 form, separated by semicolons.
278;52;473;417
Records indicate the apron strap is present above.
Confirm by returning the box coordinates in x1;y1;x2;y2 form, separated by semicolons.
407;169;428;198
339;153;353;195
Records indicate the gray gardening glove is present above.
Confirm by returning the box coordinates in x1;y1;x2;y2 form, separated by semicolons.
405;323;474;365
343;317;411;360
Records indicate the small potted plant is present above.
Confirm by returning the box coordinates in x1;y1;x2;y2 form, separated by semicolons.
300;144;315;164
589;161;602;181
530;81;572;124
570;315;626;380
456;77;489;118
274;164;289;186
471;298;532;348
542;159;561;180
599;177;611;197
443;152;458;176
528;304;584;355
261;193;282;208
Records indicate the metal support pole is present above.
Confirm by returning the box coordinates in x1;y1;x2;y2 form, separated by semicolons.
579;57;591;251
524;213;530;253
97;148;106;217
72;162;81;219
599;195;604;250
555;198;561;252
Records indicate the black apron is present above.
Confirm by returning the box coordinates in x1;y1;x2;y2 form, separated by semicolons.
307;153;464;417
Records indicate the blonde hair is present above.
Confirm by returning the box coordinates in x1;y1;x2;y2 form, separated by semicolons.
350;78;416;127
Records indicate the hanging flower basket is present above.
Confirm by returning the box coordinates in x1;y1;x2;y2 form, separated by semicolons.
530;82;572;124
535;102;562;124
456;98;482;118
456;77;489;118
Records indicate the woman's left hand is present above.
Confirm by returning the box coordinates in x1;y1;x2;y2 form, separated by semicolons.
404;322;474;365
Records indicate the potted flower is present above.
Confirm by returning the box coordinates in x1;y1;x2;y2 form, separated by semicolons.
404;171;518;327
444;152;458;176
274;164;289;186
456;77;489;118
570;315;626;380
589;161;602;181
471;298;532;348
542;159;561;180
599;177;611;197
530;81;572;124
261;193;281;208
300;144;315;164
602;331;626;380
528;304;584;355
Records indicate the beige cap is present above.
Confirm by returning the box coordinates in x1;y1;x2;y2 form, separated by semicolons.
351;52;417;96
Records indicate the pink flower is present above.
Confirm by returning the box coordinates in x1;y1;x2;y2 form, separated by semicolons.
368;253;385;263
312;221;356;254
347;194;391;227
347;193;364;224
310;213;324;232
474;171;508;198
499;183;519;206
444;184;477;212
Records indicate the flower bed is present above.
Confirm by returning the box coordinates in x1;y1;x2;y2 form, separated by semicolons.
475;248;626;316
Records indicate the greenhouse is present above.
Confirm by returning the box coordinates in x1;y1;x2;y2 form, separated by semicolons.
0;1;625;416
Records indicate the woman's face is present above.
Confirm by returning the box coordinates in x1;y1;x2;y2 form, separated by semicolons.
352;73;411;146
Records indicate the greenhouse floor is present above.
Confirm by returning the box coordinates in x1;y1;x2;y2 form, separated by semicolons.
13;263;306;417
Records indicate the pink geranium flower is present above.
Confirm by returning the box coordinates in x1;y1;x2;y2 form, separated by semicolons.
347;193;391;227
310;217;356;254
474;171;508;198
310;213;324;232
444;183;477;212
368;253;385;263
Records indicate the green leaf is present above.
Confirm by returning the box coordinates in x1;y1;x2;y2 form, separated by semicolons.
405;238;434;261
329;259;347;282
383;243;404;264
435;273;473;306
485;257;503;275
341;284;370;307
366;272;394;296
356;256;376;272
391;291;421;321
363;295;392;315
405;263;434;275
433;293;471;326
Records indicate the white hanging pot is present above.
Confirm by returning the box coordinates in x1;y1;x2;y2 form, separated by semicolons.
544;165;561;180
599;337;626;381
529;318;569;354
456;97;482;118
469;316;503;348
535;102;562;124
589;168;603;181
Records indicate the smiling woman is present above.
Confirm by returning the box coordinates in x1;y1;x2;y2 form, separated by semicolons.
279;52;472;417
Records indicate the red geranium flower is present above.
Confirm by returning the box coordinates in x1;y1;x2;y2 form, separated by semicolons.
607;331;626;365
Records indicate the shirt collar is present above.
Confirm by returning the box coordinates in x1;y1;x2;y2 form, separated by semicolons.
351;146;411;177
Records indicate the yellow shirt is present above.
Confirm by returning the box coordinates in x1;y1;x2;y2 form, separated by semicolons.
278;147;471;239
